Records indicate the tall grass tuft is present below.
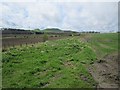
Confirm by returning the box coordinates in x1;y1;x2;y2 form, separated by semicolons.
43;34;48;42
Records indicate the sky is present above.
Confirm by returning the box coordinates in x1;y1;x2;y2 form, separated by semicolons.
0;0;119;32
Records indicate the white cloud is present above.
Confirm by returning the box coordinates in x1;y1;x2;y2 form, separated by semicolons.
1;0;119;2
0;1;118;32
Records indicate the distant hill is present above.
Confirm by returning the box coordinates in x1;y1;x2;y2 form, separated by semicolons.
2;28;34;34
1;28;80;35
43;28;63;33
63;30;78;33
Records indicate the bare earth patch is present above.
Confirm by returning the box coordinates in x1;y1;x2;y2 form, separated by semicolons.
88;53;119;88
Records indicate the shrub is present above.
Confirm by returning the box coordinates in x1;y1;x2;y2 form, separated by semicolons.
43;34;48;42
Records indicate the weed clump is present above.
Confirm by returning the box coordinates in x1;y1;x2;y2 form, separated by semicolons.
43;34;48;42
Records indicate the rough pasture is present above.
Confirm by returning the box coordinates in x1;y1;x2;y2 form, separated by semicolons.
2;33;119;88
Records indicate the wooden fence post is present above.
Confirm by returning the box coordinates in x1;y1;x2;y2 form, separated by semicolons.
26;43;27;46
20;44;22;47
13;44;15;48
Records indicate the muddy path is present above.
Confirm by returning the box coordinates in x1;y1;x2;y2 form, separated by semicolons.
88;53;119;88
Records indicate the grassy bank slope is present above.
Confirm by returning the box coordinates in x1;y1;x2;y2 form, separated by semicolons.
2;38;96;88
2;33;118;88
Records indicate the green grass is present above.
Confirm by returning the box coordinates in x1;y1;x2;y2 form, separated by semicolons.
2;33;118;88
79;33;119;58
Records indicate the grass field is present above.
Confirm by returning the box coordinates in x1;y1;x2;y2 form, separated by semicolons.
80;33;119;58
2;33;119;88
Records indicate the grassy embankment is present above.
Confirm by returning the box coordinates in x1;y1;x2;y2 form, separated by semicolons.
2;33;119;88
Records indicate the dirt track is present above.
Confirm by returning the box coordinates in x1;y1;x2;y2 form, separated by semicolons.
88;53;119;88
